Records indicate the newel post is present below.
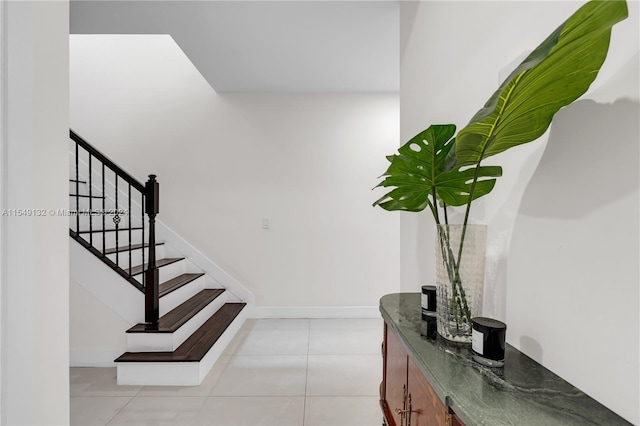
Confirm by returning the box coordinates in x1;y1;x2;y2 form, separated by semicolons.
144;174;160;325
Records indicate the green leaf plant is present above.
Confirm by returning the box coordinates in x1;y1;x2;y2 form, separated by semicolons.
374;0;628;329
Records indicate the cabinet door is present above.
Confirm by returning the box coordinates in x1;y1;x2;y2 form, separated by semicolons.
407;356;448;426
451;413;465;426
383;324;408;426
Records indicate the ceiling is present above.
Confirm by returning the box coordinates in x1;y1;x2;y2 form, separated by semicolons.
70;1;400;93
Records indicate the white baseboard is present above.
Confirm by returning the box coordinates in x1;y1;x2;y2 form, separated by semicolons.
249;305;380;319
70;349;121;367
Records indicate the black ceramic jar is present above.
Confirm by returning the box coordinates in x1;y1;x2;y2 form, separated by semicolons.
421;285;437;339
471;317;506;367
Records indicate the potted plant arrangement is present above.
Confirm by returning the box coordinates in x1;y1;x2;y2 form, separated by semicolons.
374;0;628;342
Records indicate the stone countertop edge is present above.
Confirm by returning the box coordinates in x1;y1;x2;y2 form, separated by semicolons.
379;293;631;426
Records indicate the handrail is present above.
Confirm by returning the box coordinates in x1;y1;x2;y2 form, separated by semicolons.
69;129;160;325
70;129;145;193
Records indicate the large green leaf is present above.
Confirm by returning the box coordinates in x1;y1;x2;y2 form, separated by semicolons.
455;0;628;167
374;124;502;212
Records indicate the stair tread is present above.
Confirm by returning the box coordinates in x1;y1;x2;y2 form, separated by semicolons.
115;303;246;362
127;257;184;276
78;227;143;234
69;179;87;183
127;289;225;334
159;273;205;298
104;242;165;255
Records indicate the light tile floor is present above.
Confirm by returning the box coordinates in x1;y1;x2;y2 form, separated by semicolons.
71;318;385;426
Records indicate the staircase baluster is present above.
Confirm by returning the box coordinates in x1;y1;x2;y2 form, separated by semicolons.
144;174;159;325
141;193;145;283
102;162;106;255
69;129;153;297
115;172;119;268
128;183;132;276
89;153;93;247
75;141;80;233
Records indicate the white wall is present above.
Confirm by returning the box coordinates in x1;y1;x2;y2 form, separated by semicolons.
70;35;400;315
69;279;129;366
1;1;69;424
400;1;638;423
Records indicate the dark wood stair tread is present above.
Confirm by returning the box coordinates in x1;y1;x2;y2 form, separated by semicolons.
127;257;184;276
159;273;205;297
115;303;246;362
104;242;165;255
127;289;225;334
78;227;143;234
69;179;87;183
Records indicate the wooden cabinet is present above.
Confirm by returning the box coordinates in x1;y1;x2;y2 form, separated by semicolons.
380;293;630;426
381;323;464;426
406;356;448;425
382;325;410;426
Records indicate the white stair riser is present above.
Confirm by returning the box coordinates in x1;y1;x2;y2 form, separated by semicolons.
190;274;219;291
126;292;227;352
159;272;206;316
116;308;247;386
117;362;201;386
132;258;186;285
105;245;166;270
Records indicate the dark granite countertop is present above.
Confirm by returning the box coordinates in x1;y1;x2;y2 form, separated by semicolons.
380;293;630;426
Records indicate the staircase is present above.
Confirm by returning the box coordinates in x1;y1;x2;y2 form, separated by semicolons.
69;130;249;385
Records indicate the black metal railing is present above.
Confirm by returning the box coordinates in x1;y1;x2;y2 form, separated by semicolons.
69;129;160;324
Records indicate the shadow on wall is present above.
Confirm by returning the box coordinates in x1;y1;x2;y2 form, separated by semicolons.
519;335;544;362
519;98;640;219
486;97;639;322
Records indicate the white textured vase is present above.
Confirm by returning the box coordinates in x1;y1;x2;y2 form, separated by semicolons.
435;224;487;343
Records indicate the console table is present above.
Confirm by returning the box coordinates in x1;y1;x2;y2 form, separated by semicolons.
379;293;630;426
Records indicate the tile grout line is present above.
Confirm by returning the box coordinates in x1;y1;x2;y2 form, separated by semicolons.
70;320;383;425
103;394;136;426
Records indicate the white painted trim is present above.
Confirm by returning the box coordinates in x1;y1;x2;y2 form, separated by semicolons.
70;349;121;368
0;0;6;417
249;305;380;319
157;221;254;303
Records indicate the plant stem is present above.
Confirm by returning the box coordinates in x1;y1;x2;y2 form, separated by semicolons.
430;188;440;224
437;224;470;330
448;155;490;328
443;201;449;226
456;151;489;272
